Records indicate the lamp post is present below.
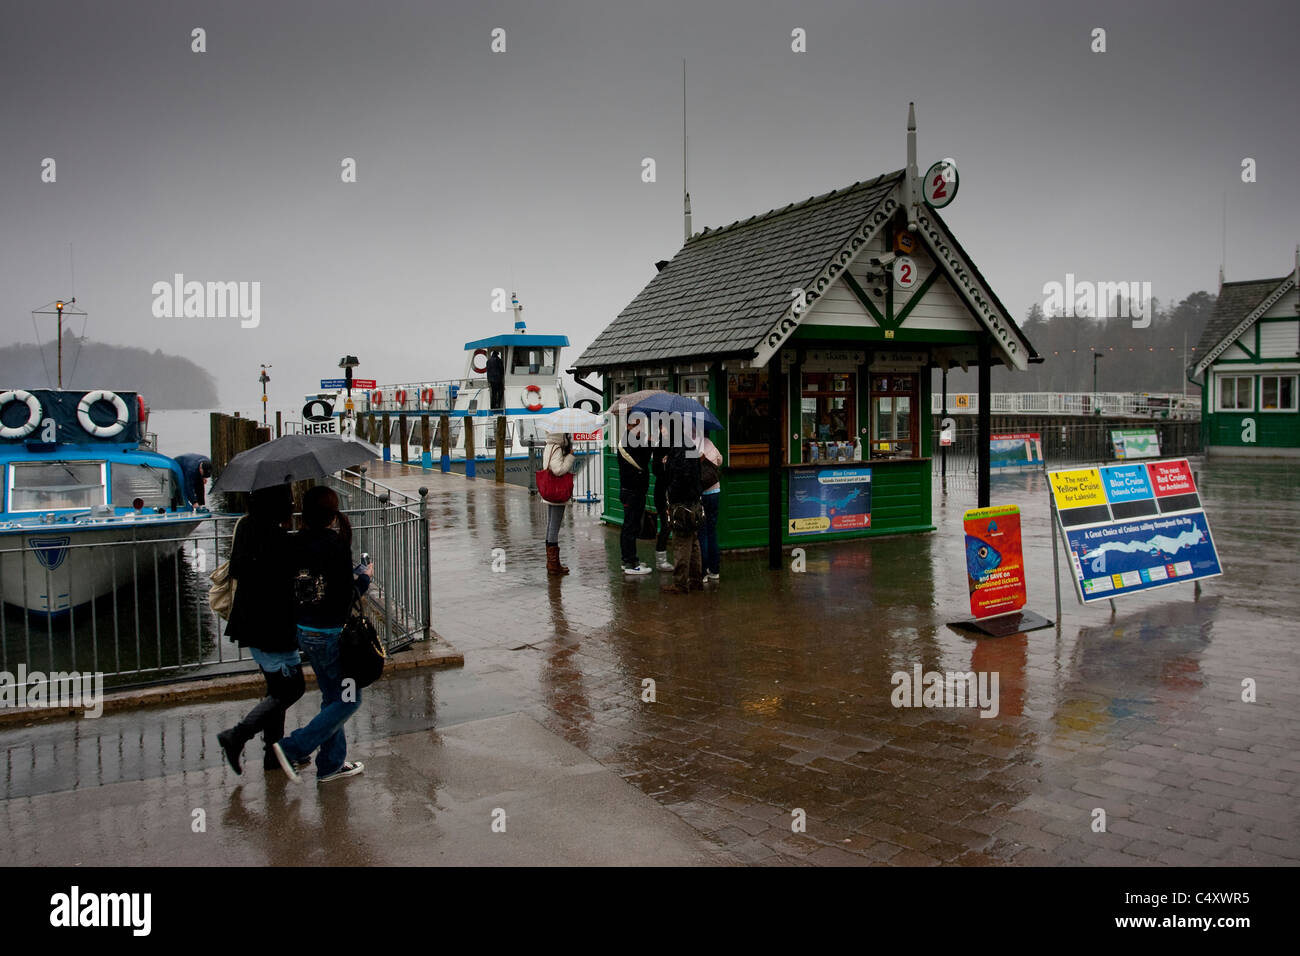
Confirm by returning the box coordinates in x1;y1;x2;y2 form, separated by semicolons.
259;365;271;425
1092;352;1104;416
338;355;359;436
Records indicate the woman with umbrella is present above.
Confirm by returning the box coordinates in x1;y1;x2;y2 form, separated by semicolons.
536;407;599;575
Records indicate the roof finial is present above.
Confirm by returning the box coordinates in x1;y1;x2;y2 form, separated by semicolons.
683;59;692;243
906;102;919;232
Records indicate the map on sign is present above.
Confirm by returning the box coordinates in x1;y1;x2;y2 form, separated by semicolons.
1112;428;1161;460
1048;458;1221;603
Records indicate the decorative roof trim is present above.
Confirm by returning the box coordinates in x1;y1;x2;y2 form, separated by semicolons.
915;210;1028;371
1193;275;1296;376
750;193;900;368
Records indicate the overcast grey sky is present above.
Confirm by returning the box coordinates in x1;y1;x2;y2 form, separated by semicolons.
2;0;1297;405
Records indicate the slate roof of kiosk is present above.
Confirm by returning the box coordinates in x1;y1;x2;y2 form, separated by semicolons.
575;168;1035;371
1191;275;1293;375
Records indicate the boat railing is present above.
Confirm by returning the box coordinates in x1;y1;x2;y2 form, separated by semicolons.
930;391;1201;419
357;379;477;414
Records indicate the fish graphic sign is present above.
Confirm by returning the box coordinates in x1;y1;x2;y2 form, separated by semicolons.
962;506;1026;619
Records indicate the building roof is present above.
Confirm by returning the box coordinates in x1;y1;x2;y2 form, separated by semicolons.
1192;274;1295;376
575;169;1036;372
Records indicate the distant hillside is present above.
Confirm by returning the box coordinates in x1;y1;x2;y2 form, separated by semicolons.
0;335;219;409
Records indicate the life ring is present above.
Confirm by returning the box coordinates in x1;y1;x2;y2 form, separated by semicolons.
371;390;383;407
395;389;408;406
77;389;129;438
472;349;489;374
421;387;434;405
137;395;148;429
0;389;42;439
524;384;543;411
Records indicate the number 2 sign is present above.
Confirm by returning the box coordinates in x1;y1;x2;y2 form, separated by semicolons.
892;255;918;290
923;159;959;208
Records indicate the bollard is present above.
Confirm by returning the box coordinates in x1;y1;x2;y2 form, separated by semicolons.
465;416;476;478
399;415;409;465
421;415;432;470
495;415;506;484
439;414;451;473
382;413;391;463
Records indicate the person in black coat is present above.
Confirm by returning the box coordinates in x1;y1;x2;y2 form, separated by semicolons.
271;486;372;784
486;349;505;410
216;484;307;775
616;414;653;574
662;429;704;593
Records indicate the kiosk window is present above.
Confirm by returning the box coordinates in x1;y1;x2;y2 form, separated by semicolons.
870;374;918;458
800;372;855;460
1260;375;1296;412
680;375;710;409
727;369;770;467
1218;375;1254;412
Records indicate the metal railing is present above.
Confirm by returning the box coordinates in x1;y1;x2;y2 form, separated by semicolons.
357;380;470;414
0;480;432;690
932;392;1201;418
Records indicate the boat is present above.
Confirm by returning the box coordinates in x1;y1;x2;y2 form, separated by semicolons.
313;294;604;490
0;387;206;615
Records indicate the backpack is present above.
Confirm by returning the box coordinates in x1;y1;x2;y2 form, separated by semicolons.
699;456;720;490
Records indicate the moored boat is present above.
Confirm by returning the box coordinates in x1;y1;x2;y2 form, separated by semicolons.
0;388;205;615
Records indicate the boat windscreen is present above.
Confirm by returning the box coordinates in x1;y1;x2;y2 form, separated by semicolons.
8;461;106;512
111;462;176;510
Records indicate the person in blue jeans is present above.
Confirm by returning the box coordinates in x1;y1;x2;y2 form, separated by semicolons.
272;486;372;784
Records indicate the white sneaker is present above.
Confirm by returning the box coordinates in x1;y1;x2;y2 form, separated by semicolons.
623;563;653;576
655;551;673;571
271;741;301;784
707;572;720;581
318;761;364;783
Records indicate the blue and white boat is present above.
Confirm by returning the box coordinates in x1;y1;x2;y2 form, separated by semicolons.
341;294;604;488
0;388;205;615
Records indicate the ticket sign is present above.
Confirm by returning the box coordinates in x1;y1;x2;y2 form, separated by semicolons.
1049;458;1222;603
963;505;1027;619
788;466;871;535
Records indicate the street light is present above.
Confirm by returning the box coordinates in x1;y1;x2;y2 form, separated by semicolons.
338;355;359;435
1092;352;1104;416
259;364;271;425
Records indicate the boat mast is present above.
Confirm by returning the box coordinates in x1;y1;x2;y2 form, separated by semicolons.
32;297;85;389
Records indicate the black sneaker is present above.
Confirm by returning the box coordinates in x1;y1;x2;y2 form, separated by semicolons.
318;761;365;783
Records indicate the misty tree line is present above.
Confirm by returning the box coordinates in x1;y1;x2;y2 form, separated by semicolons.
0;335;220;408
935;290;1216;396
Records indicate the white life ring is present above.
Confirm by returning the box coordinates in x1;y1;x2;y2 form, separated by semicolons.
524;384;543;411
77;389;129;438
0;389;42;439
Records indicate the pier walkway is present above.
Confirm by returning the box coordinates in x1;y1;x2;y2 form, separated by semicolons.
1;459;1298;866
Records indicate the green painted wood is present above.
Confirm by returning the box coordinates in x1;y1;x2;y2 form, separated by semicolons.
840;271;888;326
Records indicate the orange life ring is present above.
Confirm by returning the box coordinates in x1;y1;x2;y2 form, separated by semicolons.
395;389;408;406
524;384;543;411
372;390;383;406
421;387;434;405
472;349;489;374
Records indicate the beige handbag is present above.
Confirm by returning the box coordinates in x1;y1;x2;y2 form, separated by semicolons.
207;517;243;620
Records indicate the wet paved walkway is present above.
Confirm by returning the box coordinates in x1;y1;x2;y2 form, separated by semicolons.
2;458;1298;865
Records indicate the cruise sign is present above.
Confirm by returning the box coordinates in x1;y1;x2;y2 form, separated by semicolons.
1048;458;1221;603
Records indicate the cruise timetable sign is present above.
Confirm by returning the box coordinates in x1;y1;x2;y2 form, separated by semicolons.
1048;459;1222;603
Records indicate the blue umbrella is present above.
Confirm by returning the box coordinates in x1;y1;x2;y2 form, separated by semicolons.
626;392;723;431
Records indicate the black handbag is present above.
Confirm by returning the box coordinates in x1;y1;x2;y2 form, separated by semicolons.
340;595;386;688
638;508;659;540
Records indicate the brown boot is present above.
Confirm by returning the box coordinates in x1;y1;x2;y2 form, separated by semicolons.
546;543;569;576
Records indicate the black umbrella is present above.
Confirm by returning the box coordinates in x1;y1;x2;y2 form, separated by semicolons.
210;434;377;492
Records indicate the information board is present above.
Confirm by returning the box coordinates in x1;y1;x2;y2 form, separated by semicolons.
990;432;1043;469
1048;458;1222;603
1111;427;1161;460
963;505;1027;619
788;466;871;535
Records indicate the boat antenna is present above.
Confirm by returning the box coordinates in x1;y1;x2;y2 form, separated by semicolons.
31;297;86;389
683;58;692;243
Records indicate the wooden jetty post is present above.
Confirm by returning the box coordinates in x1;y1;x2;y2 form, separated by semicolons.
399;414;409;465
494;415;506;484
421;414;432;470
439;414;450;473
382;413;391;462
465;415;476;478
275;410;282;438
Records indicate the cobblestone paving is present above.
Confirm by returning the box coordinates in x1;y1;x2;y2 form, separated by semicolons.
366;458;1300;866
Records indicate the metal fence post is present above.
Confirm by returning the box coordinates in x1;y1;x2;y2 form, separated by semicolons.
419;487;431;641
380;493;392;649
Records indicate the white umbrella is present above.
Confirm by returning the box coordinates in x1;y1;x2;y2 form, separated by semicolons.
537;407;604;433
